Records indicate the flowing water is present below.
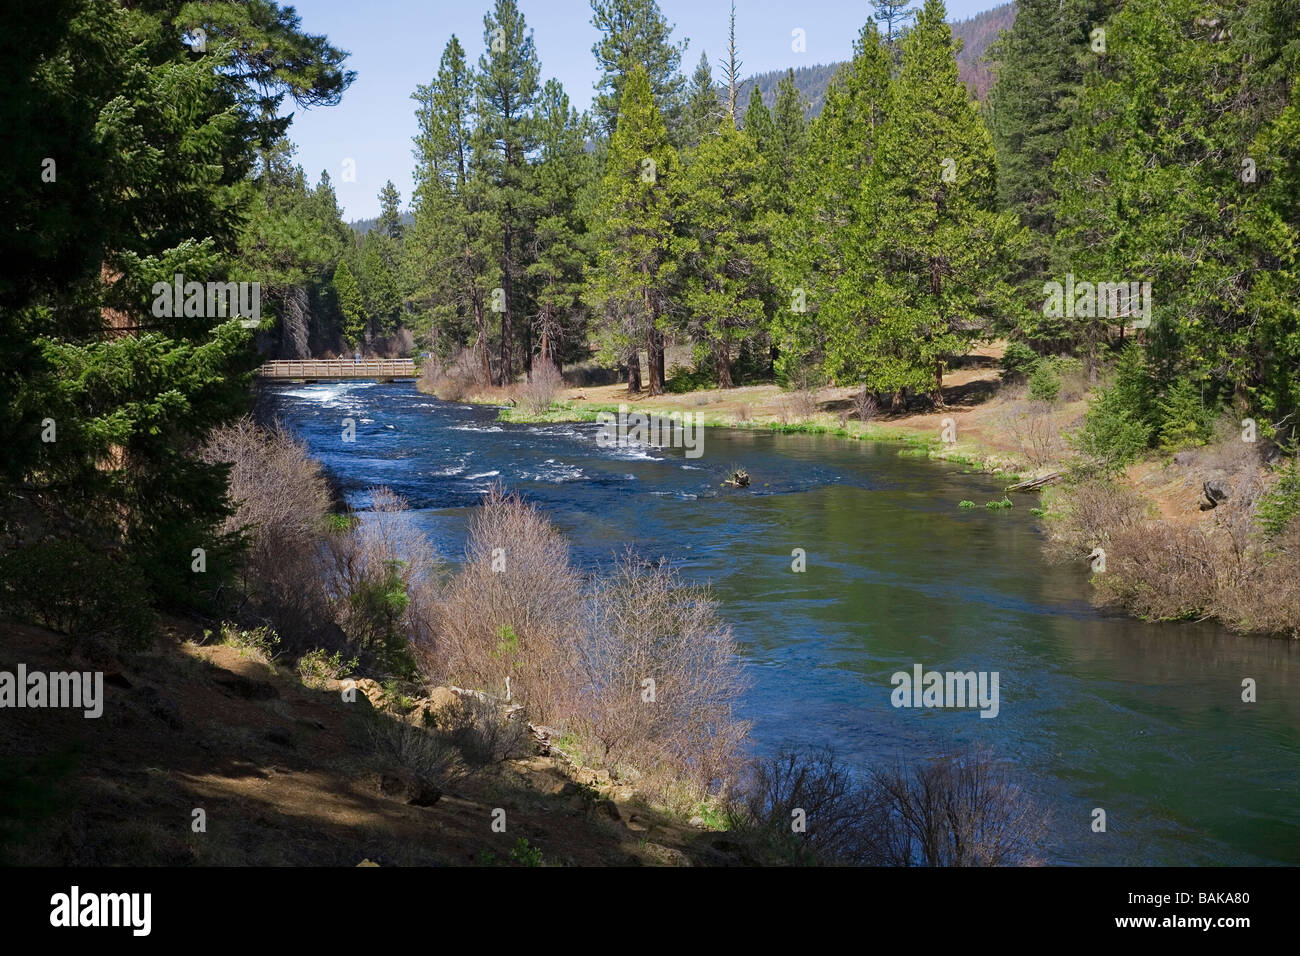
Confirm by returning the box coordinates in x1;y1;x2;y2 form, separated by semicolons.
259;379;1300;865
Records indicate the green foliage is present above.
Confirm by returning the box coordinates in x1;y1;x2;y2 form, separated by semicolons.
1000;341;1038;382
1155;378;1212;452
0;540;157;651
985;497;1013;510
509;837;544;866
1027;362;1061;403
958;500;975;509
297;648;358;687
1256;458;1300;539
345;560;416;677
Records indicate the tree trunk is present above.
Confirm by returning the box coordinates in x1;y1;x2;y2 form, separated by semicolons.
500;228;514;385
627;348;642;394
647;328;664;395
931;358;946;408
891;389;905;412
715;342;733;389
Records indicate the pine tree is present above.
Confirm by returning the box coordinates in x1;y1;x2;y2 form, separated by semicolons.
334;260;367;347
681;120;769;387
377;180;404;240
0;0;352;616
589;0;688;137
771;22;892;383
475;0;541;383
586;66;684;395
527;79;596;371
409;36;497;380
839;0;1022;406
871;0;918;47
681;51;721;151
986;0;1119;363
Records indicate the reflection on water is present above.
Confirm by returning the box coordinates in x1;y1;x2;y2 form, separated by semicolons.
259;380;1300;865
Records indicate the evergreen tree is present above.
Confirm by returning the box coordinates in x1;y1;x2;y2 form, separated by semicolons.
681;51;722;152
590;0;688;138
771;22;892;383
527;80;597;371
837;0;1022;406
334;260;367;347
0;0;352;618
377;180;404;240
871;0;918;47
409;36;497;380
680;121;769;387
475;0;541;383
586;66;684;395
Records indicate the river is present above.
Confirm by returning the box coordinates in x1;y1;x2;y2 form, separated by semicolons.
259;379;1300;865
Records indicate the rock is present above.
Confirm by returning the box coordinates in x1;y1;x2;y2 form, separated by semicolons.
356;859;379;867
688;815;706;828
408;686;460;727
1200;479;1230;510
593;799;621;822
378;769;442;807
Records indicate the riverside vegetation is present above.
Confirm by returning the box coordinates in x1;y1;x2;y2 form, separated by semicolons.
3;0;1299;864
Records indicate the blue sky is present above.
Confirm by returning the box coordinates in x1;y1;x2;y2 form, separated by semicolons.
283;0;1001;219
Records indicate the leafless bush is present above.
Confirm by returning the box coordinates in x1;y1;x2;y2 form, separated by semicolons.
520;360;563;416
200;418;334;644
426;347;487;401
1042;479;1150;562
1220;521;1300;636
366;711;465;787
852;389;879;423
575;552;750;804
431;695;531;766
735;402;753;423
737;747;880;864
322;488;439;676
996;403;1070;469
781;387;819;423
736;747;1046;866
426;486;586;725
869;749;1048;866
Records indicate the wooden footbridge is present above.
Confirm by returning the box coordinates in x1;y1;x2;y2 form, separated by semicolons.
256;358;417;381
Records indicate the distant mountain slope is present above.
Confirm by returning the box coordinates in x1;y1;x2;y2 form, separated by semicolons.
739;2;1015;117
348;211;414;236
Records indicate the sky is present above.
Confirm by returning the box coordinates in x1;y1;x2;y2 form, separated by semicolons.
283;0;1001;220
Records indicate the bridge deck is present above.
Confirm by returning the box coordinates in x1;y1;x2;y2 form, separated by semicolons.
257;359;418;380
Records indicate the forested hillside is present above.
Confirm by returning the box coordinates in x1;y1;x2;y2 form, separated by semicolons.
741;1;1015;115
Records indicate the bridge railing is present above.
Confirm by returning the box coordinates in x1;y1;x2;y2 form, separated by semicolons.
256;359;418;379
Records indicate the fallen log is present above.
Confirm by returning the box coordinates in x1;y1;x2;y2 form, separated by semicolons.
1006;472;1063;492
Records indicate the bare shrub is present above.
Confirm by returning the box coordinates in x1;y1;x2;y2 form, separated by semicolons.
1042;479;1150;561
520;360;563;416
735;402;752;423
432;695;531;766
869;749;1049;866
737;747;879;864
200;418;334;644
427;347;487;401
428;486;586;725
575;552;750;803
996;402;1070;469
366;712;465;787
780;387;819;423
1091;521;1240;621
852;389;879;423
323;488;438;677
1221;521;1300;636
736;747;1046;866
